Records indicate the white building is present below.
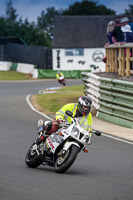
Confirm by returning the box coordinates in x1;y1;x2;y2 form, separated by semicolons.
52;15;111;73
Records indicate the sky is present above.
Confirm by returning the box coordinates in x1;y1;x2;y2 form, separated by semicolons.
0;0;133;22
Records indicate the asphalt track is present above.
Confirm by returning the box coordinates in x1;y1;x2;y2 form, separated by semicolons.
0;79;133;200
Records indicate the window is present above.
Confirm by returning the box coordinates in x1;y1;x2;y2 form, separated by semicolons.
65;49;74;56
65;48;84;56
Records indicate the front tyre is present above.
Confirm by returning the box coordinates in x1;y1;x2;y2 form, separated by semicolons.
25;142;41;168
54;145;79;173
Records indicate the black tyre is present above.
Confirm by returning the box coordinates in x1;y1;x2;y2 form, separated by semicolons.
25;142;41;168
54;145;79;173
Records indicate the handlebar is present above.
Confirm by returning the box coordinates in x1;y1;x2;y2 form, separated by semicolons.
65;110;101;136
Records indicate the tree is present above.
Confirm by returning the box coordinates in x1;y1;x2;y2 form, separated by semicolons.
18;19;51;46
37;7;62;38
124;4;133;14
62;0;115;15
0;0;51;47
6;0;18;22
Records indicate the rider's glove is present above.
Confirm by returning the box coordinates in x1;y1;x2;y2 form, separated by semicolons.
57;119;69;127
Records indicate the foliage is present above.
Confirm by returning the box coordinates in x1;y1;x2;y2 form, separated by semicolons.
0;0;51;47
37;7;62;39
124;5;133;14
6;0;18;22
0;16;51;46
62;0;116;15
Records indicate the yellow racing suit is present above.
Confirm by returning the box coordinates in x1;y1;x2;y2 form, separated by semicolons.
55;103;92;135
56;72;64;79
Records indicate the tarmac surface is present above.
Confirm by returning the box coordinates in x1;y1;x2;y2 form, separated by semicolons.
92;116;133;142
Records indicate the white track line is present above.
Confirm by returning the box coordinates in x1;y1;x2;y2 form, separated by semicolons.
102;133;133;145
26;94;133;145
26;94;53;121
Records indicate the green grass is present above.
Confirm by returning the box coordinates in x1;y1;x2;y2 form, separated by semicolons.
0;71;33;80
36;84;84;114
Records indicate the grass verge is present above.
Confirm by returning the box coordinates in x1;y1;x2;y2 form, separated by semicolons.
0;71;34;80
36;84;84;114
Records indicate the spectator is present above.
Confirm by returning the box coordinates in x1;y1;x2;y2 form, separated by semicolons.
120;17;133;32
106;21;115;45
121;24;133;42
103;19;124;63
112;18;125;44
121;23;133;70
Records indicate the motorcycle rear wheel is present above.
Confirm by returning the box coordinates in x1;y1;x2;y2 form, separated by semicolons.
54;145;79;173
25;142;41;168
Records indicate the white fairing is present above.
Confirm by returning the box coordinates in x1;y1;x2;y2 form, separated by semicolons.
46;117;90;153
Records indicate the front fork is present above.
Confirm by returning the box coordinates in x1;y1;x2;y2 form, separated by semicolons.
62;141;80;152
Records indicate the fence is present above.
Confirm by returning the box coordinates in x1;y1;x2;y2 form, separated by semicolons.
82;72;133;129
0;42;52;69
105;43;133;76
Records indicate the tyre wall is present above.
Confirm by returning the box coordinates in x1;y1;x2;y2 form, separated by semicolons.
82;72;133;129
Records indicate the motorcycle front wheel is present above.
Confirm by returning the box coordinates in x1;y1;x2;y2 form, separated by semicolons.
54;145;79;173
25;142;41;168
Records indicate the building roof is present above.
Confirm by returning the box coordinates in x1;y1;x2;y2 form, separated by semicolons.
0;37;26;45
52;15;133;48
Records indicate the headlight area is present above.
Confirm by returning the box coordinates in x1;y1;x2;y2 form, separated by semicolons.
72;126;80;138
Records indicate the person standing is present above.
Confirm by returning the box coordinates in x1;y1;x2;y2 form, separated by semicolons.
121;24;133;42
112;18;125;44
120;17;133;32
107;21;115;44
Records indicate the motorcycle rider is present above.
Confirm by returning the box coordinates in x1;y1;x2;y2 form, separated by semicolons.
56;71;64;81
56;71;66;85
36;96;93;145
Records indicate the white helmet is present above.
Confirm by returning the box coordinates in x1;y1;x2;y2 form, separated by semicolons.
77;96;92;116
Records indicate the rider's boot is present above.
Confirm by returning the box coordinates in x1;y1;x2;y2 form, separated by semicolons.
35;119;46;145
38;119;44;128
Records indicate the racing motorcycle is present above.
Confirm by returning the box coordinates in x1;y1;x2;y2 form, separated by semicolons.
58;75;66;86
25;110;101;173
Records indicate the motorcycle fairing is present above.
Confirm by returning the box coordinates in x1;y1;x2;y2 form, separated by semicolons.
46;131;69;153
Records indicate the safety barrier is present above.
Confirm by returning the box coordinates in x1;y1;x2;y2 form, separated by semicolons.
82;72;133;129
105;43;133;77
0;61;37;77
0;61;90;79
38;69;91;79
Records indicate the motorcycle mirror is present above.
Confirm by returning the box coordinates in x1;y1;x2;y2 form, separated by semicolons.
65;110;73;117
